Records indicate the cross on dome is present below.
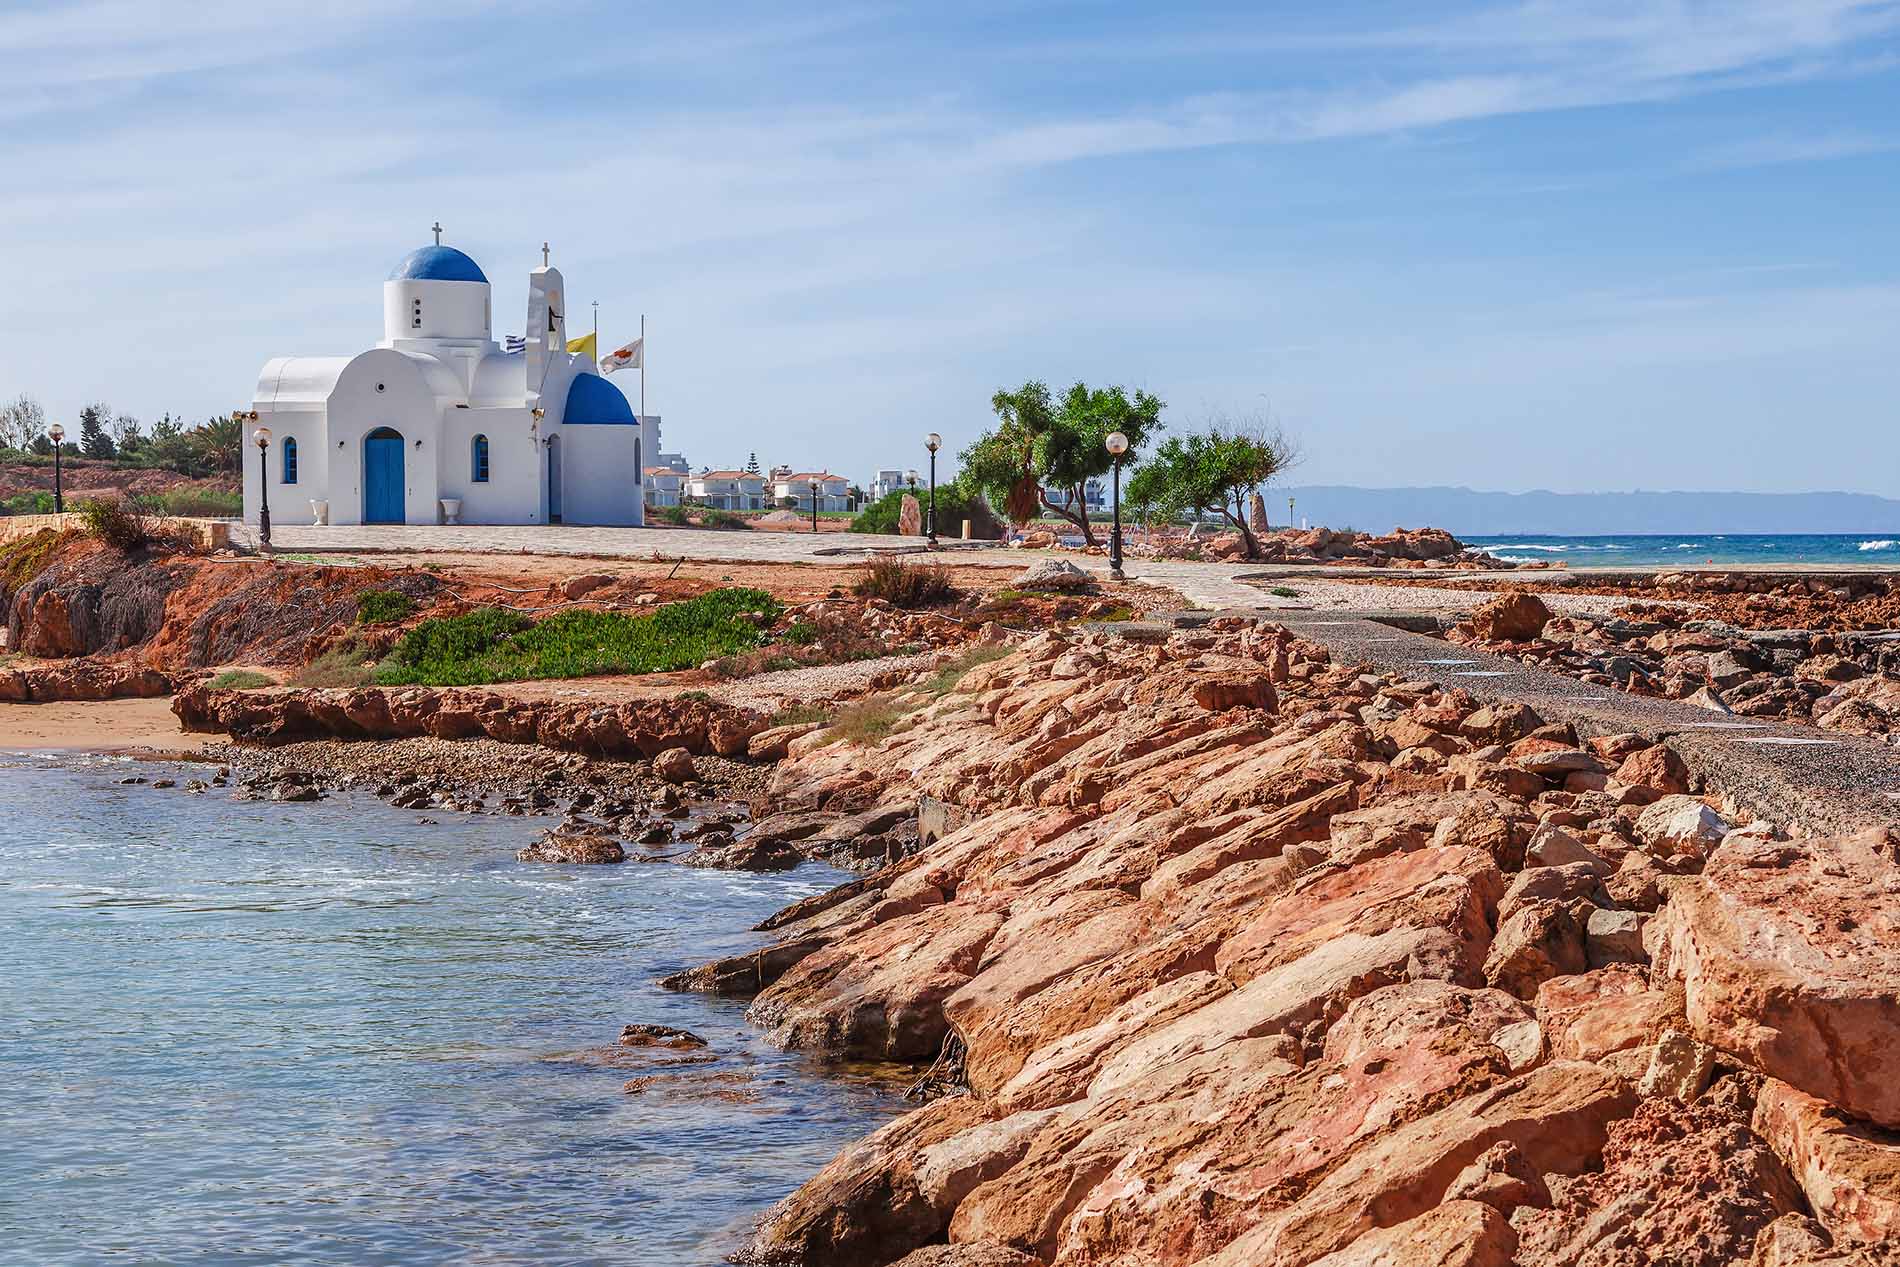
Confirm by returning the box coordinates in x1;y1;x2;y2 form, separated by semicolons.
432;220;443;245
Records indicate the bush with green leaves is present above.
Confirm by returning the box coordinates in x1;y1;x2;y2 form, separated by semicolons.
849;485;1002;538
851;556;960;607
76;496;156;551
206;669;273;690
374;588;782;686
356;589;417;625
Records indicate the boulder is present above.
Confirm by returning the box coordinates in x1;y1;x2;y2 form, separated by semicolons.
1585;908;1648;969
1534;965;1683;1063
1634;795;1729;861
561;572;614;599
1652;830;1900;1129
654;746;698;783
1753;1078;1900;1245
1484;899;1591;1000
1467;591;1552;642
1524;826;1611;875
889;1247;1046;1267
516;829;624;864
899;493;924;536
1637;1028;1717;1103
1013;559;1092;593
1193;671;1278;714
1496;863;1610;928
1616;744;1691;795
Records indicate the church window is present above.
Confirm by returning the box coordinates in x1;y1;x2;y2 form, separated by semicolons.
472;434;490;483
281;437;298;484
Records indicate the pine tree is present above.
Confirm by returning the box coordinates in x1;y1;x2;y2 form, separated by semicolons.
744;452;761;475
78;403;116;460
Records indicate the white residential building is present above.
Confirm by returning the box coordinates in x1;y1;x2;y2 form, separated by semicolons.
869;467;919;501
688;470;767;510
643;467;684;508
773;472;851;512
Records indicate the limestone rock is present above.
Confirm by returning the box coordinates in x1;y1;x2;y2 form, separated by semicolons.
889;1247;1046;1267
1300;1200;1518;1267
1535;966;1682;1063
1013;559;1092;593
1753;1078;1900;1245
899;493;924;536
1615;744;1691;795
1484;899;1591;999
1497;862;1610;928
1444;1140;1551;1211
1634;795;1729;860
1652;830;1900;1128
1638;1027;1718;1103
1193;670;1278;713
1468;591;1552;642
516;829;624;864
654;746;697;783
1585;908;1648;969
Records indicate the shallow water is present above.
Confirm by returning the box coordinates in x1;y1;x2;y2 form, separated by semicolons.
0;754;903;1265
1466;532;1900;568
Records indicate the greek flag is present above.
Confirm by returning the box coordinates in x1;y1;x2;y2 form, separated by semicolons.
502;334;526;355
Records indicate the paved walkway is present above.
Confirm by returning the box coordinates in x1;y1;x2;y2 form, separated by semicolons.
230;522;1285;609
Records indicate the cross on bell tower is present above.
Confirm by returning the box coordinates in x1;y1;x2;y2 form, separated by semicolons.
542;241;550;267
432;220;443;245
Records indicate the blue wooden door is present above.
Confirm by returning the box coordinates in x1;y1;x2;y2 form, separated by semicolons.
364;429;404;523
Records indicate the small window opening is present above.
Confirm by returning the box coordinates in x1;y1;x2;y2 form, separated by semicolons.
411;297;423;330
282;436;298;484
472;434;490;483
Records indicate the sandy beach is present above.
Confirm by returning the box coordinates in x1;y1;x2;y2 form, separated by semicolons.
0;697;208;755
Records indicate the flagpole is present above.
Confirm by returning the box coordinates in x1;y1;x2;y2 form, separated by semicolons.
640;313;647;427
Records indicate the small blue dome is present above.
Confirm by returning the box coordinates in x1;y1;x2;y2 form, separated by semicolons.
564;372;637;425
389;245;488;283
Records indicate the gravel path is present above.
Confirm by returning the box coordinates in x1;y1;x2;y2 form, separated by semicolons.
701;653;940;713
1227;575;1679;618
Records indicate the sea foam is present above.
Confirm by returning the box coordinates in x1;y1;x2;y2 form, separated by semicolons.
1859;539;1896;552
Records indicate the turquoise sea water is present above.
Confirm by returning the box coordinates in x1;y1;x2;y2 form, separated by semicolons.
1466;533;1900;568
0;754;901;1265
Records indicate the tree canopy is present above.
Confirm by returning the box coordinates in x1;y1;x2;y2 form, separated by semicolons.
958;380;1163;544
1126;420;1300;558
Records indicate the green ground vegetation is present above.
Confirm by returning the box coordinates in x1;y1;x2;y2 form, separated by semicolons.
373;588;782;686
206;669;273;690
355;589;417;625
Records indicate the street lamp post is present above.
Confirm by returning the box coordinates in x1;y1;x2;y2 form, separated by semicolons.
924;432;941;546
1288;496;1296;532
810;479;820;533
48;423;65;512
1105;431;1129;581
253;426;273;548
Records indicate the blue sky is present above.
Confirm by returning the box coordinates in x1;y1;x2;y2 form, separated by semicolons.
3;0;1899;493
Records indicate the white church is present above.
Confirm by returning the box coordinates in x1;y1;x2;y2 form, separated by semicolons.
243;234;644;528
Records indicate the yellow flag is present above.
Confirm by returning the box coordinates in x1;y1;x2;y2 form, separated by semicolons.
566;332;597;362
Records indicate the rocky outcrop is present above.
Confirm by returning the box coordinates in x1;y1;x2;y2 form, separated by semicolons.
1652;829;1900;1129
1753;1078;1900;1246
173;683;767;758
639;618;1900;1267
1465;591;1552;642
0;658;173;702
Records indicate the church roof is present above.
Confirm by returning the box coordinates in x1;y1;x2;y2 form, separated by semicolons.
389;245;489;284
563;371;637;425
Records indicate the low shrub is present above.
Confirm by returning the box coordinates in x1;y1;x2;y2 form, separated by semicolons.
826;695;909;746
0;529;65;593
849;486;1003;539
1268;586;1300;599
76;496;156;551
853;557;960;607
207;669;274;690
356;588;417;625
375;588;781;686
770;702;834;727
294;643;376;688
923;644;1011;696
153;487;243;517
779;621;822;646
0;492;56;516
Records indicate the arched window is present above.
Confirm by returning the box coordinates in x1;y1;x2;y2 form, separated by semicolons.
472;434;490;483
281;436;298;484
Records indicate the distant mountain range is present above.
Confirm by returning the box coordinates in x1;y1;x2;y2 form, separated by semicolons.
1277;486;1900;536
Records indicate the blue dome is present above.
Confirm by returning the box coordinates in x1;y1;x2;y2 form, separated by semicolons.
389;245;488;283
563;372;637;425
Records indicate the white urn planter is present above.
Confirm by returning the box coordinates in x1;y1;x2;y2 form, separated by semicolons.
309;499;329;525
439;498;463;525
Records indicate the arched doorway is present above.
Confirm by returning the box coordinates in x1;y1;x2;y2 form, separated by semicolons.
547;434;563;524
364;427;405;523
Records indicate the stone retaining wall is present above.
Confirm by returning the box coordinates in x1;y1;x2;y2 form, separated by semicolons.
0;513;231;551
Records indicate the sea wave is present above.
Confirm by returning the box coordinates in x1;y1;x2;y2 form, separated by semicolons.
1489;543;1568;552
1859;539;1896;552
